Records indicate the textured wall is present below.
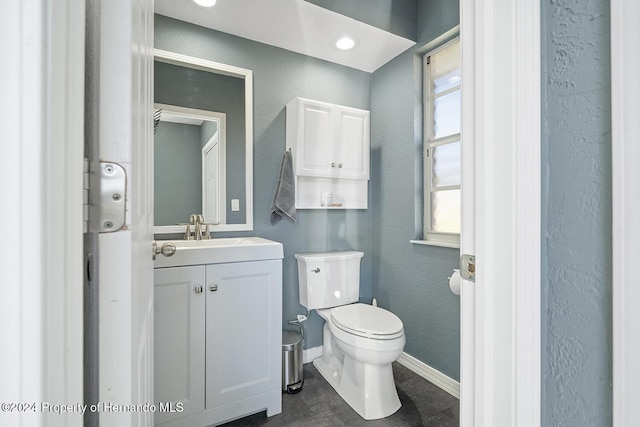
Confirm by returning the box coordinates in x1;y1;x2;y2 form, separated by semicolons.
155;15;372;349
369;0;461;381
541;0;612;424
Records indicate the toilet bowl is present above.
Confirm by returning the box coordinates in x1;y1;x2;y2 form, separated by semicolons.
313;303;405;420
295;251;406;420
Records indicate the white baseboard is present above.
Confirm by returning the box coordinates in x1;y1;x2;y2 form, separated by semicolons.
397;352;460;398
302;346;323;364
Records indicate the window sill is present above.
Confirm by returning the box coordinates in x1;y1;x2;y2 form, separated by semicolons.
410;239;460;249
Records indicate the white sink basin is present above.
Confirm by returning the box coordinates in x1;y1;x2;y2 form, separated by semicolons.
154;237;283;268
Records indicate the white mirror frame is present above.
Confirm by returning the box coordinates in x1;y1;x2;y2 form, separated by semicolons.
153;48;253;235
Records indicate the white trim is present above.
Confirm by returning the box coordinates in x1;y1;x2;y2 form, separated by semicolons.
410;239;460;249
397;353;460;399
460;0;541;425
612;1;640;425
154;48;254;234
303;346;324;364
459;0;477;423
0;1;84;426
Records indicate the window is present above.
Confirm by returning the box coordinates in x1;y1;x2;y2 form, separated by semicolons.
422;38;461;247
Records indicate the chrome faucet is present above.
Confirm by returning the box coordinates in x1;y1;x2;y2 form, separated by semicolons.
181;214;210;240
194;214;204;240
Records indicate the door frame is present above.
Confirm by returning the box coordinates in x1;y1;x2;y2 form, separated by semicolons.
1;1;85;426
611;0;640;425
460;0;541;425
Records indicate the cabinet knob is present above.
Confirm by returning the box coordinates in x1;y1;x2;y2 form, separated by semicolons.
210;284;218;292
311;268;320;273
194;285;203;294
331;162;336;168
338;163;343;168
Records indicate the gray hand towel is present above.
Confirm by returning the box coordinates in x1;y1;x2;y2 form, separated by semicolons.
271;151;296;225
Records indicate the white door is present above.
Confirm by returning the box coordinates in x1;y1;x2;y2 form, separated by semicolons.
460;0;541;425
96;0;155;426
611;0;640;425
202;132;224;225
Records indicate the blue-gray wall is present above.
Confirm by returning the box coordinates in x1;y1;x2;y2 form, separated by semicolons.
369;0;461;382
154;121;202;225
541;0;612;425
155;15;372;349
154;120;219;226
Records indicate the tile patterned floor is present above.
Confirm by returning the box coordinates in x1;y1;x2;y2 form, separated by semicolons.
223;362;459;426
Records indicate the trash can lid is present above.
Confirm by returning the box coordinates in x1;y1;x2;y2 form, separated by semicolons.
282;330;303;350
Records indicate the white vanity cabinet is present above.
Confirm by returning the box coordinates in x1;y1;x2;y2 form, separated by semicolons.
153;238;283;427
205;261;282;412
287;97;370;180
154;266;206;425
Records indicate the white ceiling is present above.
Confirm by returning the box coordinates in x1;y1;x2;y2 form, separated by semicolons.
154;0;416;73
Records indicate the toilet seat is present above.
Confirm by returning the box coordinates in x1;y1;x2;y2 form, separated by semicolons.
330;303;404;340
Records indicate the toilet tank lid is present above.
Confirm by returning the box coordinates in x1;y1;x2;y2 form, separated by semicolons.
294;251;364;261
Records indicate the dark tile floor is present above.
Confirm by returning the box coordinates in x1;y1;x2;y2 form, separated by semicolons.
223;362;459;426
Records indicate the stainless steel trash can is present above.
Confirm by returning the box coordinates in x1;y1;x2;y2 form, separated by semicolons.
282;330;303;393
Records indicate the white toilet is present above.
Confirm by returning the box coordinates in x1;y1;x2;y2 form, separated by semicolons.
295;251;406;420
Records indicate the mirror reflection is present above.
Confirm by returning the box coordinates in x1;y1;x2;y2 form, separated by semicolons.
154;104;226;226
153;50;253;233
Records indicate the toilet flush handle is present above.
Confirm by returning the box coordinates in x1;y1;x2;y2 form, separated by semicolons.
312;268;320;273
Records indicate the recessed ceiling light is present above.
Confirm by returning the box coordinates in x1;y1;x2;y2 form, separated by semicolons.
335;36;358;51
193;0;216;7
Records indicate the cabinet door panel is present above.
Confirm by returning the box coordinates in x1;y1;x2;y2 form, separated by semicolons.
335;107;370;179
154;266;206;423
298;101;334;176
205;260;282;410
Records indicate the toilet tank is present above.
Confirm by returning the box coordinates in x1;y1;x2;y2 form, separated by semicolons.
295;251;364;309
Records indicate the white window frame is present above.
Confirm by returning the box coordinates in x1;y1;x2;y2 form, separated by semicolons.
420;37;461;248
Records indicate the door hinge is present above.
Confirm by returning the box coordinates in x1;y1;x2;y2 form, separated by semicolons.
460;254;475;282
86;160;127;233
83;158;90;233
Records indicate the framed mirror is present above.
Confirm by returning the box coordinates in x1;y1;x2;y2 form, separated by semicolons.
153;49;253;234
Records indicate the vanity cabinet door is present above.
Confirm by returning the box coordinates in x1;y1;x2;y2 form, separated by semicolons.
154;266;206;424
205;260;282;411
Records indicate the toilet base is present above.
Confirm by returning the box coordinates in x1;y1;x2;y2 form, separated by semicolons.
313;355;401;420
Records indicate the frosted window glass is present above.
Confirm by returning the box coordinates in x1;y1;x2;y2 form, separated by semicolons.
432;141;460;187
431;189;461;234
433;90;461;139
434;69;461;95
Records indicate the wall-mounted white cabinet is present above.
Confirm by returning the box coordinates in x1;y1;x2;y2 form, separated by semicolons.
286;97;370;209
154;258;282;426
